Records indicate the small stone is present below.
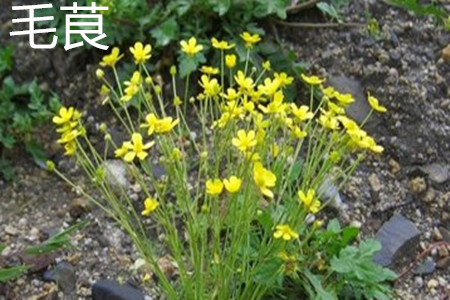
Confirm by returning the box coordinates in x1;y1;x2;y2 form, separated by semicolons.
408;177;427;195
103;160;131;193
92;280;145;300
414;276;424;288
317;177;346;210
436;257;450;269
427;279;439;289
422;188;436;203
413;258;436;275
420;163;449;184
442;44;450;62
69;198;91;218
4;225;18;236
439;245;449;258
373;215;421;267
434;227;443;241
43;262;77;297
389;159;401;174
368;173;381;192
158;256;177;278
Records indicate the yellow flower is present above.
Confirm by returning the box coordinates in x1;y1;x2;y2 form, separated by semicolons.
290;104;313;122
319;111;339;130
273;224;299;241
130;42;152;64
368;93;387;113
258;77;281;96
225;54;237;68
262;60;271;71
223;176;242;193
211;37;235;50
253;162;276;198
232;129;257;152
291;126;307;139
258;91;286;115
64;142;77;156
234;71;254;92
57;129;80;144
240;32;261;48
180;37;203;57
327;101;345;115
301;74;325;85
100;47;123;67
298;189;321;214
200;66;219;75
322;86;337;99
274;72;294;88
124;71;142;86
114;143;129;158
335;93;355;106
141;113;179;135
221;88;240;101
206;179;224;195
122;133;155;163
270;143;280;158
53;107;75;125
199;75;221;98
142;197;159;216
337;115;359;131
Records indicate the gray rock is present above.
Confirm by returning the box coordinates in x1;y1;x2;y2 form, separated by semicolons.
92;280;145;300
327;75;378;127
419;163;449;184
373;215;421;267
317;177;347;210
43;262;77;300
103;160;131;192
413;258;436;275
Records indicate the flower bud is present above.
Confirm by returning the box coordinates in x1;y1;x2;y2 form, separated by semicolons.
170;65;177;76
145;76;153;85
96;69;104;80
46;160;55;172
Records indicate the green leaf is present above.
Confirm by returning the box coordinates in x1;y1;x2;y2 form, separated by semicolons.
341;226;359;245
317;2;340;20
151;17;179;47
326;219;341;233
0;266;29;283
25;220;88;255
211;0;232;16
178;53;206;78
303;270;337;300
253;257;283;285
254;0;290;19
25;139;47;167
0;45;14;76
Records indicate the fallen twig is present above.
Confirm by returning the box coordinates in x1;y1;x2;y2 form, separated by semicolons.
273;19;363;29
287;0;320;14
395;241;450;282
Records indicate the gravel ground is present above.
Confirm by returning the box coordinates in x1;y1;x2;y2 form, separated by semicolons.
1;0;449;299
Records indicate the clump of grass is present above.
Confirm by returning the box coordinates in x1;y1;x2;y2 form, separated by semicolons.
50;33;395;299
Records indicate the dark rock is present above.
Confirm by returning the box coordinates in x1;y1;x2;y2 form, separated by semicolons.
327;76;378;128
413;258;436;275
436;257;450;270
373;215;421;267
43;262;77;299
92;280;145;300
419;163;449;184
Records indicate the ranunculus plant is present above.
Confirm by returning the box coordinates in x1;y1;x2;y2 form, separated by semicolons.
50;33;395;299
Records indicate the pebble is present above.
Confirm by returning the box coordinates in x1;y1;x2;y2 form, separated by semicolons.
439;245;449;258
368;173;381;192
420;163;449;184
434;227;443;241
437;257;450;269
427;279;439;289
442;43;450;62
389;159;401;174
408;177;427;195
4;225;18;236
414;276;424;288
